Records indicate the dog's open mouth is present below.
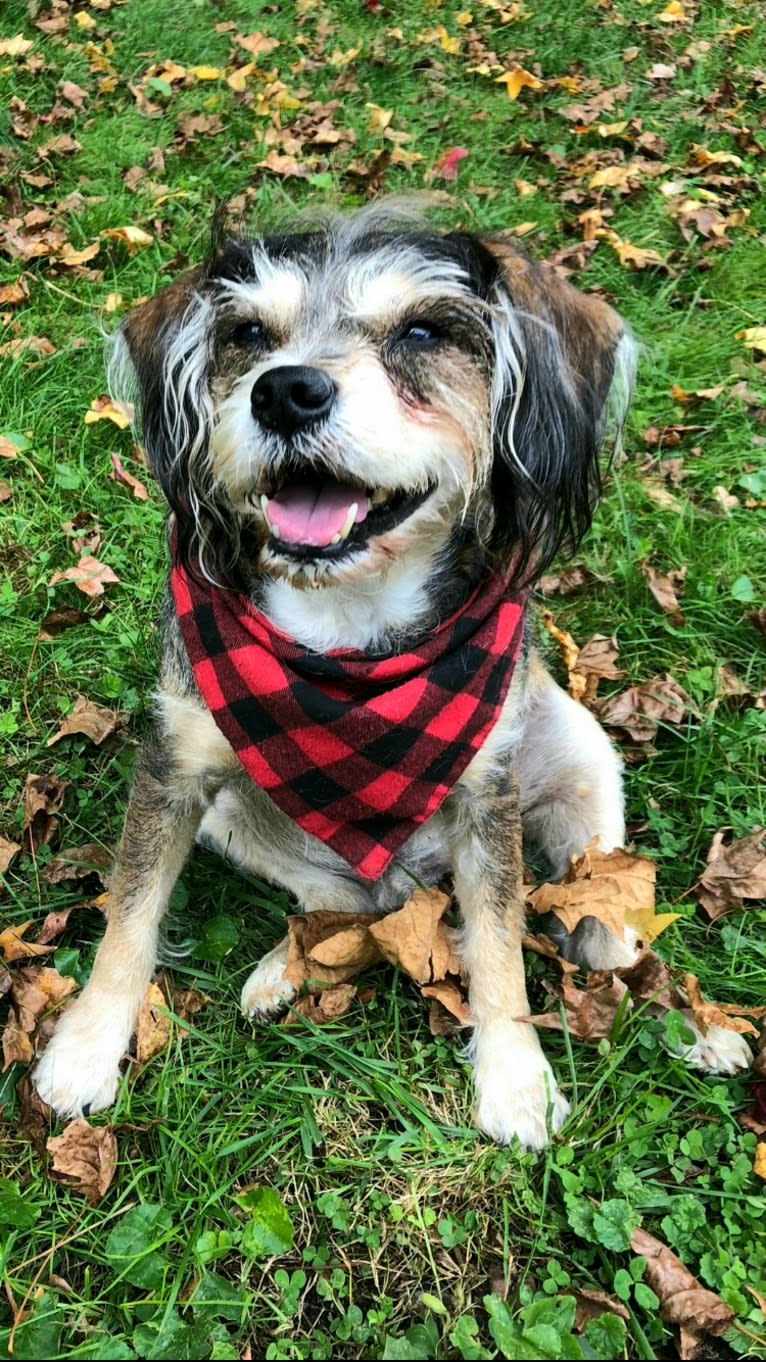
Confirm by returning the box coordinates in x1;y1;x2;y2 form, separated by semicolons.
254;472;434;560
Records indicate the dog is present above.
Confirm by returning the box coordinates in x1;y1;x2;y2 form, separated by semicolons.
34;204;750;1147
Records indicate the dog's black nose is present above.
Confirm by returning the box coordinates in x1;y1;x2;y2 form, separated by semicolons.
251;365;336;437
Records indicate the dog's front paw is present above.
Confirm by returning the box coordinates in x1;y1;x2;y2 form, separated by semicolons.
241;937;296;1019
473;1037;570;1150
672;1014;752;1076
33;1006;125;1119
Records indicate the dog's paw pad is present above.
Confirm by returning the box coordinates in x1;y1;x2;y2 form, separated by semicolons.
241;947;296;1019
675;1017;752;1076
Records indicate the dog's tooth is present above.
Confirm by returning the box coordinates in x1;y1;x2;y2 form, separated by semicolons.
338;503;358;541
329;531;342;545
260;494;273;530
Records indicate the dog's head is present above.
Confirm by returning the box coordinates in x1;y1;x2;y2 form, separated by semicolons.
114;205;633;591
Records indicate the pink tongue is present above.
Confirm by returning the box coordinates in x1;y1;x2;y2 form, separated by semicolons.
268;480;369;547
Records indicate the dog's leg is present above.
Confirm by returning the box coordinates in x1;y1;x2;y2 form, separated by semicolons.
449;774;570;1150
198;790;375;1019
33;736;203;1118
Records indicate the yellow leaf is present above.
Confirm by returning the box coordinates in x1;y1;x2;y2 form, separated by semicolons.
74;10;98;28
329;46;360;67
755;1145;766;1181
736;326;766;353
190;64;223;80
104;292;123;314
496;65;543;99
102;226;154;253
365;102;393;133
509;221;538;237
227;63;255;91
595;120;630;137
439;31;462;54
59;240;101;267
84;396;132;429
390;146;423;167
387;27;405;41
457;10;474;24
624;907;680;944
589;164;633;190
0;34;34;56
656;0;686;20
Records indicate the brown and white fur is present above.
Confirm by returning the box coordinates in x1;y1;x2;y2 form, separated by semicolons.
34;205;750;1146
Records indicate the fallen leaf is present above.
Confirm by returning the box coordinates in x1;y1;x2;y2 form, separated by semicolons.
696;828;766;919
0;280;30;306
101;226;154;253
285;912;383;990
542;610;580;682
47;696;124;747
23;773;70;854
135;981;172;1063
39;134;82;158
569;1289;630;1332
528;845;658;942
521;972;630;1039
109;452;148;500
538;565;607;597
0;921;55;964
368;889;460;984
38;604;93;640
630;1227;734;1359
84;395;133;429
37;894;108;946
641;562;686;626
573;634;623;703
49;555;120;598
0;836;22;876
431;146;470;181
495;65;543;99
41;843;112;891
0;35;34;56
287;982;358;1024
3;966;77;1068
754;1144;766;1180
594;673;693;744
47;1118;118;1203
736;326;766;355
684;974;765;1038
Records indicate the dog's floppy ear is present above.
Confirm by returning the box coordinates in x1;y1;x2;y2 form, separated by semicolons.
480;235;633;583
110;268;239;585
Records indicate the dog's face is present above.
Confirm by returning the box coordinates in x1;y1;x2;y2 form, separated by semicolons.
116;206;631;591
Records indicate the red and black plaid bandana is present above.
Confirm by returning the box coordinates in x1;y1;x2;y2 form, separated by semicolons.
171;561;527;881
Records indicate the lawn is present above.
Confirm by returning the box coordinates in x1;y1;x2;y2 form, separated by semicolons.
1;0;765;1357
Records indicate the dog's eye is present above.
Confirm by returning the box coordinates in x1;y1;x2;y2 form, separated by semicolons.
394;319;445;346
231;320;271;349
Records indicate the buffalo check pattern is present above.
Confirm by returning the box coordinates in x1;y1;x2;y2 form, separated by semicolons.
171;561;527;881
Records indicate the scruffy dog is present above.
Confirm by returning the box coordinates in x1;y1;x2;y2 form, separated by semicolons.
34;206;749;1147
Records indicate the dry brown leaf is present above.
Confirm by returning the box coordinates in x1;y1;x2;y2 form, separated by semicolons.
573;634;623;704
286;983;358;1024
696;828;766;919
49;555;120;598
542;610;580;681
38;604;93;640
37;894;108;946
528;845;657;941
164;980;211;1038
101;226;154;253
538;565;606;597
0;836;22;876
630;1227;734;1358
46;1118;118;1204
41;842;112;890
520;972;630;1039
3;965;77;1068
0;921;55;964
135;981;172;1063
421;979;472;1025
47;695;124;747
0;279;30;306
594;673;693;744
109;452;148;500
685;974;766;1037
368;889;459;984
569;1288;630;1332
285;911;382;989
641;562;686;627
23;773;70;854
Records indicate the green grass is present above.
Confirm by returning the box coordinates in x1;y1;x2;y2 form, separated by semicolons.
1;0;765;1357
